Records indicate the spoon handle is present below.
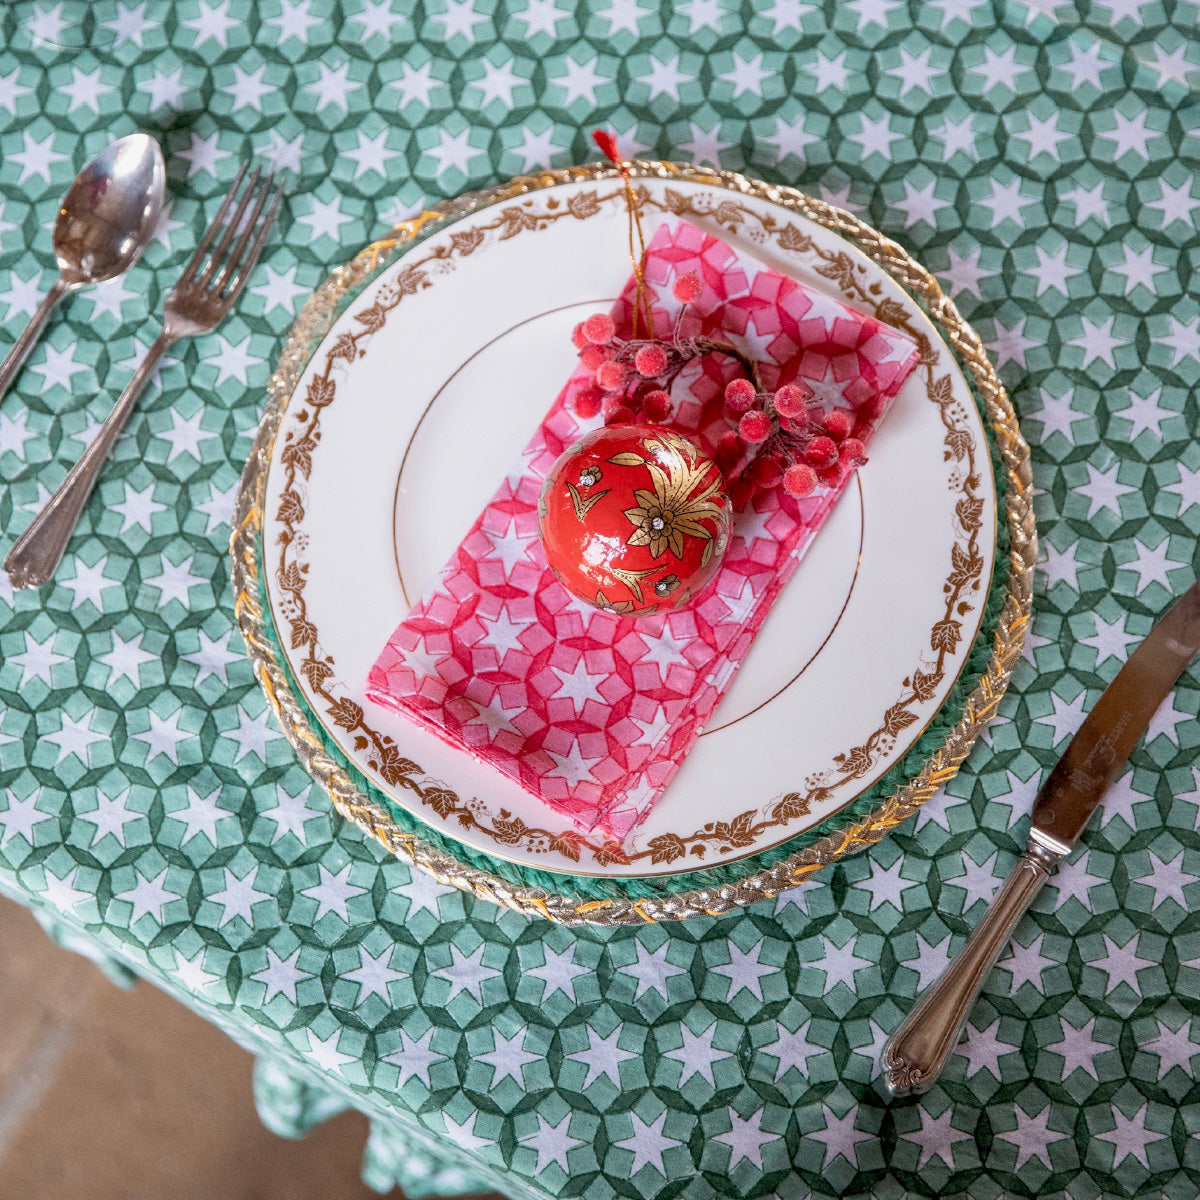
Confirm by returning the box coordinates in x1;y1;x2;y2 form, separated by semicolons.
5;331;176;588
0;277;74;406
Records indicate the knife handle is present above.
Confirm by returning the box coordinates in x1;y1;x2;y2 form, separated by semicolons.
882;835;1063;1098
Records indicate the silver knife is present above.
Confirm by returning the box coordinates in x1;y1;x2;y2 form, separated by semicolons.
883;580;1200;1097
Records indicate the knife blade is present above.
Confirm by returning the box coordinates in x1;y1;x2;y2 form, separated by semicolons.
883;579;1200;1098
1031;578;1200;853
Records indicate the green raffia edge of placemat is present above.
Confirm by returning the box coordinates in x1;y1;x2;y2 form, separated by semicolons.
250;287;1011;907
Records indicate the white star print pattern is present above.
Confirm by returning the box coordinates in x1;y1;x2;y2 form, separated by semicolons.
0;11;1197;1198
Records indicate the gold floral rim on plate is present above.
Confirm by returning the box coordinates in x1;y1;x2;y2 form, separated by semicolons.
268;183;993;875
231;162;1035;925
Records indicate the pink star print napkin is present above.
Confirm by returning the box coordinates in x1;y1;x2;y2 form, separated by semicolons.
366;220;920;843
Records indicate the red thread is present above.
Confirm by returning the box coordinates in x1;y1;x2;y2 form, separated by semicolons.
592;129;627;175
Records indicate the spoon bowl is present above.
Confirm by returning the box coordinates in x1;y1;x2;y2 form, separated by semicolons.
0;132;166;407
54;133;166;285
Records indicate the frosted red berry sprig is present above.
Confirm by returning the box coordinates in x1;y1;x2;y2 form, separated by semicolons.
714;376;868;501
569;270;719;426
569;269;869;505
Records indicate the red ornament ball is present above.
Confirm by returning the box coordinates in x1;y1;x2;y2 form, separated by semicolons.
539;424;732;615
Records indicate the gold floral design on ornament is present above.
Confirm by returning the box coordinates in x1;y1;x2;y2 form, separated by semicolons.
566;481;610;521
591;587;660;617
618;432;727;562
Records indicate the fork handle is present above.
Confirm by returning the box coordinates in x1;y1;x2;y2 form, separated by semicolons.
0;278;74;408
5;331;176;588
881;835;1064;1097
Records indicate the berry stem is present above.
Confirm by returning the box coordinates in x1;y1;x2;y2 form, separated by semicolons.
690;337;765;394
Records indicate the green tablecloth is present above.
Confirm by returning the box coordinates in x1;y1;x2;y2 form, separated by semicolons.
2;2;1199;1197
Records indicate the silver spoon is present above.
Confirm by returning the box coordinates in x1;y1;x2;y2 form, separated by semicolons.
0;133;166;406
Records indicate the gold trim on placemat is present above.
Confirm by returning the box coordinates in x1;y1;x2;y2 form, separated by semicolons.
231;162;1035;925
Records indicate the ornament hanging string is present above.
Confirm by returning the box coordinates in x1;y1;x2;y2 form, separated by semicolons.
592;130;653;339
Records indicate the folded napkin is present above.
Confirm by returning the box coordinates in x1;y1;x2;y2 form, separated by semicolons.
366;220;920;843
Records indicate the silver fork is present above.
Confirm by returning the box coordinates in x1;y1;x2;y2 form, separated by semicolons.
5;164;283;589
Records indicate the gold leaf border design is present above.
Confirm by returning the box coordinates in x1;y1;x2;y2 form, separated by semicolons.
231;162;1035;925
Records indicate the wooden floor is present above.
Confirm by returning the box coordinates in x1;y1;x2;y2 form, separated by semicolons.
0;895;490;1200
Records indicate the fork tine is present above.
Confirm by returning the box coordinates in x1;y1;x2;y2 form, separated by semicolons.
178;160;249;285
197;166;263;291
223;183;283;305
212;171;276;294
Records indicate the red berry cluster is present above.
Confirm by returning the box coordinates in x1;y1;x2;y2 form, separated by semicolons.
570;271;705;426
569;270;869;506
714;377;867;503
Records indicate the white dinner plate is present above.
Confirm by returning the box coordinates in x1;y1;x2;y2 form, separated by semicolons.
250;169;1004;883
